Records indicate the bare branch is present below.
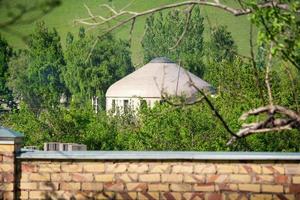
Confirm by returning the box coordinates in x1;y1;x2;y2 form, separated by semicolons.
75;0;298;40
84;4;95;18
228;105;300;145
100;4;118;15
128;17;136;45
265;42;274;106
120;0;136;12
162;95;205;107
85;38;99;63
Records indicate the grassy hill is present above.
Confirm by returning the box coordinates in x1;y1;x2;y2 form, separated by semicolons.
0;0;254;66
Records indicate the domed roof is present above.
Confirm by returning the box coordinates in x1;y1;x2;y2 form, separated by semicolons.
106;58;213;99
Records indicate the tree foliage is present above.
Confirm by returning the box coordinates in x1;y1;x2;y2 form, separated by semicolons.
63;29;134;108
0;35;12;102
8;22;66;111
208;26;237;62
142;6;205;77
2;3;300;152
249;0;300;69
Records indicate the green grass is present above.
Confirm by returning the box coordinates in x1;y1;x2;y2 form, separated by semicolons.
0;0;255;66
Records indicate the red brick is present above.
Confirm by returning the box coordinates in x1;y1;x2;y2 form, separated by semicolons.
150;164;170;173
104;182;124;191
21;163;37;173
126;183;147;191
30;173;50;181
194;164;216;174
206;193;222;200
275;175;289;184
3;191;14;199
194;183;215;192
170;184;192;192
51;173;72;182
2;155;13;162
128;164;148;173
138;191;159;200
289;184;300;193
61;164;82;172
239;164;261;174
82;183;103;191
20;182;38;190
139;174;160;182
0;164;13;172
183;192;205;200
117;192;137;200
285;165;300;175
74;191;92;199
262;165;284;174
60;182;81;190
254;175;274;183
72;173;94;182
184;174;205;183
3;173;14;182
262;185;283;193
39;182;59;190
39;163;60;172
229;174;251;183
162;192;182;200
117;174;138;182
216;184;238;191
148;184;169;192
207;175;229;183
106;163;127;173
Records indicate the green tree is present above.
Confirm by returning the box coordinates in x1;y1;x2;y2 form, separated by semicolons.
208;26;237;62
249;0;300;70
63;30;134;108
7;50;29;102
9;22;66;111
66;32;74;46
0;35;12;103
142;6;205;77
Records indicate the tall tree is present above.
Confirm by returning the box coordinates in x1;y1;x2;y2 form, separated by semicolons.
208;26;237;62
8;22;65;111
0;35;12;103
63;29;133;109
142;6;205;77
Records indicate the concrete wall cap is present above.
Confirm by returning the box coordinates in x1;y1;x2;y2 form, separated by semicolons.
0;126;24;143
17;151;300;161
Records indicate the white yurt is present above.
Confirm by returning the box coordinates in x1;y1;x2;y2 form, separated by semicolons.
106;57;213;113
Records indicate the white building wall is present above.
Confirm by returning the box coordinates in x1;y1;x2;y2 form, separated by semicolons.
106;97;161;114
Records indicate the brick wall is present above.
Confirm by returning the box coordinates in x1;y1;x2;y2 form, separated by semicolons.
0;143;19;199
17;160;300;199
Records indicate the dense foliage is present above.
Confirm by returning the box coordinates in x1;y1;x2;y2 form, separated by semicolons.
7;22;66;111
1;4;300;152
142;7;205;77
63;30;133;108
0;35;12;103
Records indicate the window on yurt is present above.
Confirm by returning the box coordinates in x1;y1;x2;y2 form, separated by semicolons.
111;99;116;113
124;100;129;113
140;99;147;109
